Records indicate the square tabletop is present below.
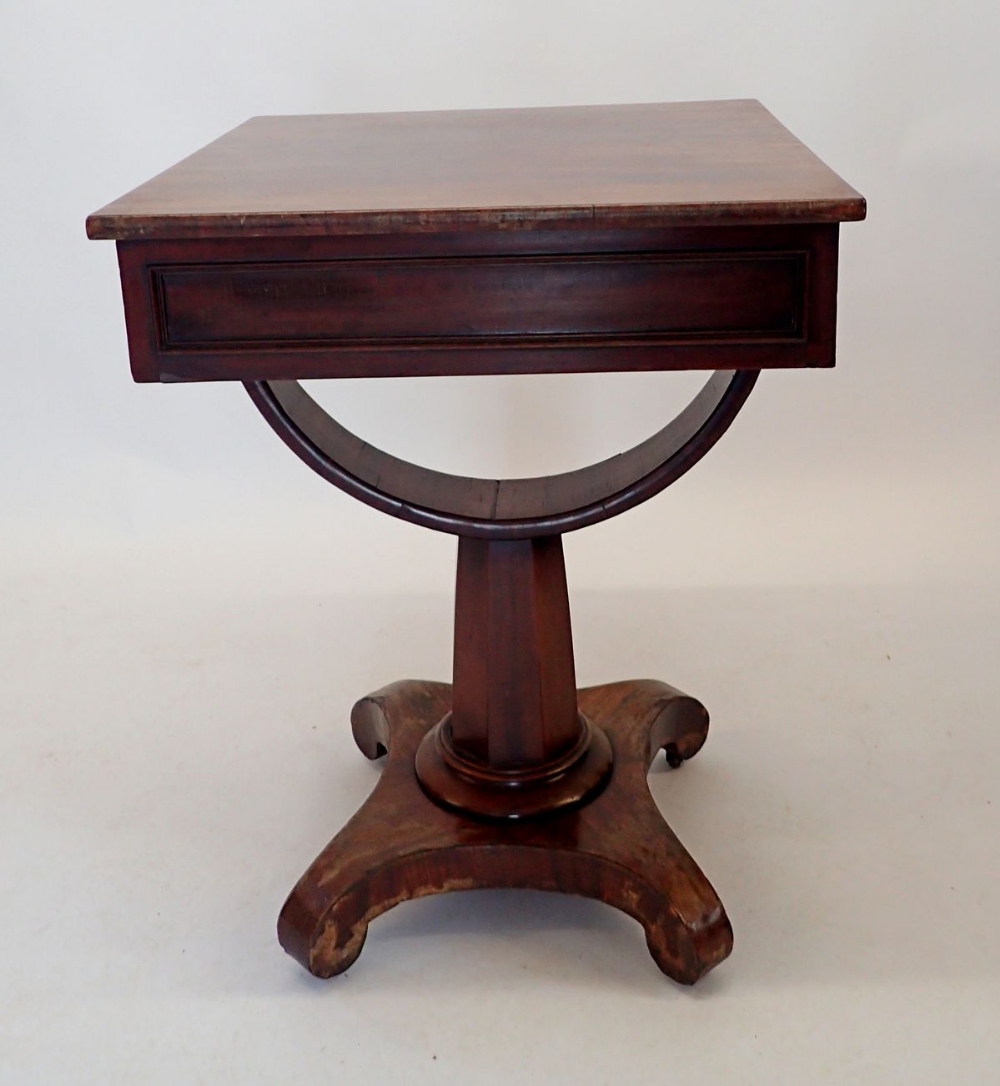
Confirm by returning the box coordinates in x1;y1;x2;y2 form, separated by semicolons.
86;100;865;240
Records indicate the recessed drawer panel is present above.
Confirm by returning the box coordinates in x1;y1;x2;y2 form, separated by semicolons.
116;227;838;381
154;251;805;351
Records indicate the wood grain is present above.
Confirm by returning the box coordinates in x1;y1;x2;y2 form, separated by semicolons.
87;100;864;240
244;368;758;538
281;678;730;984
86;103;866;985
115;224;837;383
416;535;614;820
155;251;804;349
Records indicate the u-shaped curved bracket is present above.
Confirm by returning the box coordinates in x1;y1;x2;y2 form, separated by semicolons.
245;369;758;539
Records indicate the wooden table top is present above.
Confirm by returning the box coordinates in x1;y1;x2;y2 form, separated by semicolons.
87;100;865;241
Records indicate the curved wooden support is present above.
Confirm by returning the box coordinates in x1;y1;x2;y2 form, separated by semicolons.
278;678;732;984
244;369;758;538
252;367;749;982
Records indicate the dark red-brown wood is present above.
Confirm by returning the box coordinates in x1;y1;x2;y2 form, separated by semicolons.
415;536;613;819
243;369;759;539
280;678;728;984
86;100;865;241
451;536;578;764
87;101;866;986
156;250;804;349
113;225;837;383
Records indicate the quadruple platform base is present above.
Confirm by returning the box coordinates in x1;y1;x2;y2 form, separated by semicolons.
278;678;733;985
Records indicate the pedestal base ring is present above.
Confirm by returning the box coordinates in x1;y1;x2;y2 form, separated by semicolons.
278;678;732;985
415;711;614;820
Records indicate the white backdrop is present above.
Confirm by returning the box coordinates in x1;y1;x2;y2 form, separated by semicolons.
2;3;999;1084
4;0;998;589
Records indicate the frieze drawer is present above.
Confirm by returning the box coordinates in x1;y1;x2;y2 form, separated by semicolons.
115;228;838;381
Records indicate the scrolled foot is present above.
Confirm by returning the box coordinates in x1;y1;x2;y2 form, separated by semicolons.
278;876;370;978
644;906;733;985
646;681;710;767
576;678;710;766
350;680;451;760
282;677;731;985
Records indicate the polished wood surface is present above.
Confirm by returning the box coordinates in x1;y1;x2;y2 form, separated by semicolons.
88;102;866;984
280;678;728;985
115;224;839;382
415;536;614;819
87;100;864;240
158;248;803;349
245;368;758;538
451;537;578;765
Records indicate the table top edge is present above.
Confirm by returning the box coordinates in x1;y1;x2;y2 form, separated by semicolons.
87;196;866;241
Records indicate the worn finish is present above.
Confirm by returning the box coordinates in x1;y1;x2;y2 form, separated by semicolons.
281;678;729;984
86;100;864;240
88;102;866;985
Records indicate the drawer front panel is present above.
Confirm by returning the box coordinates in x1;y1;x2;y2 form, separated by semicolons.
154;251;805;351
116;227;839;381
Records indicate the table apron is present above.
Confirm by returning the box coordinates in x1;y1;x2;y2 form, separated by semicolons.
115;226;839;382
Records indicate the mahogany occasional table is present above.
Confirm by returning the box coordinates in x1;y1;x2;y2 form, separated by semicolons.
87;100;865;985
